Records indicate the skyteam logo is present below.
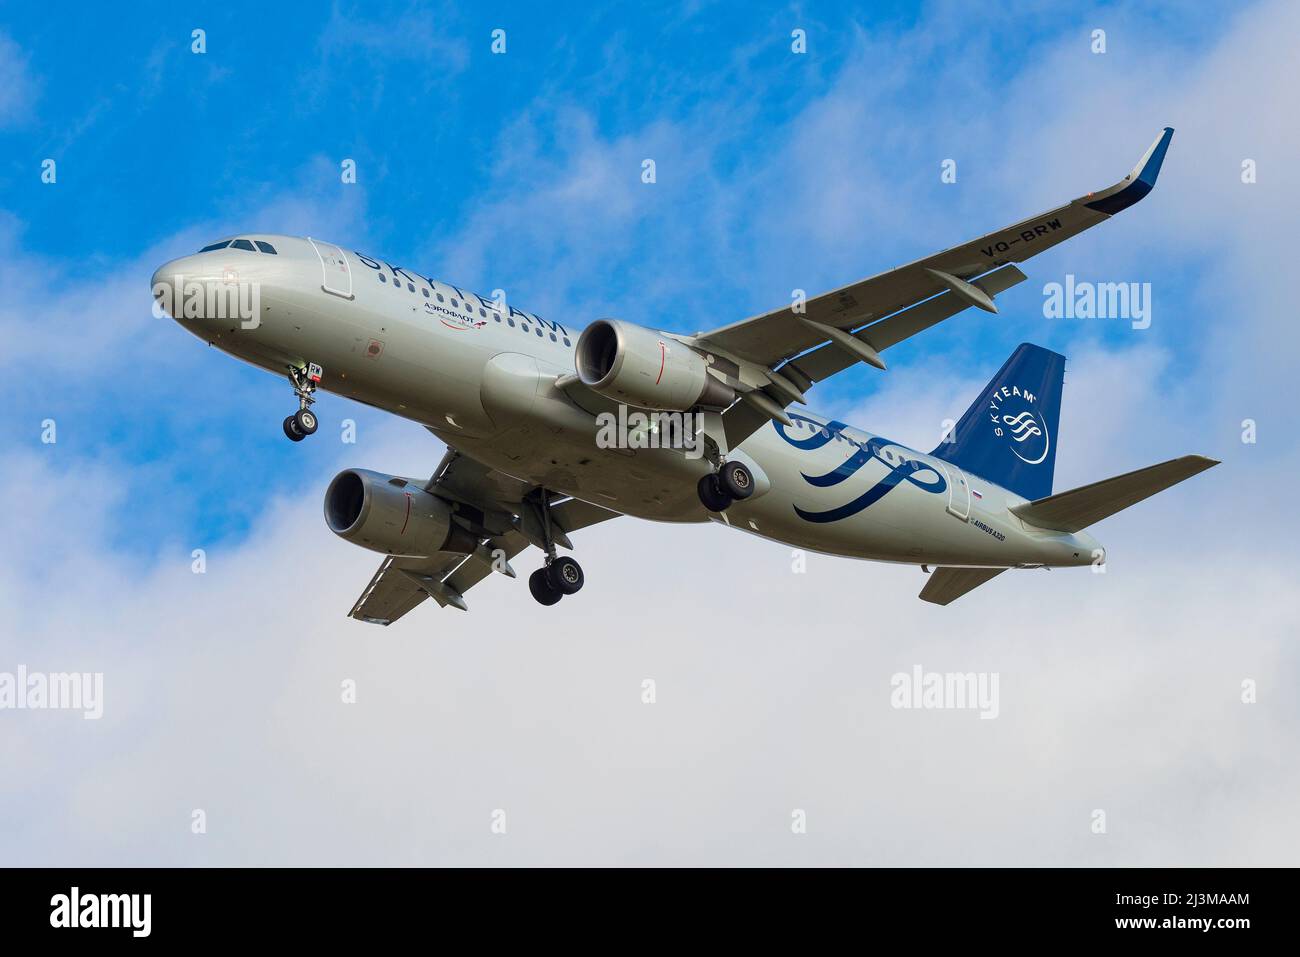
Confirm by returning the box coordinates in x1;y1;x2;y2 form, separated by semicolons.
988;384;1049;465
774;414;947;523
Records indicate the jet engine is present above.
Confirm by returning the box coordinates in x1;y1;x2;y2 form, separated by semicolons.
324;468;477;558
575;319;734;411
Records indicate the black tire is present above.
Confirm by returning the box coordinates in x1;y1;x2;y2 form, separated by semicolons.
283;415;305;442
697;473;732;512
528;568;563;606
293;408;318;435
720;461;754;499
546;556;584;595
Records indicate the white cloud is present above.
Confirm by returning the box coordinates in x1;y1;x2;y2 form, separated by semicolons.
2;417;1295;865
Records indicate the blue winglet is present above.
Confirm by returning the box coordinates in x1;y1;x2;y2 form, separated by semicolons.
1084;127;1173;215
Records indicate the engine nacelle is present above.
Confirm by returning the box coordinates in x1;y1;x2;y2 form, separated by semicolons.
324;468;477;558
576;319;734;411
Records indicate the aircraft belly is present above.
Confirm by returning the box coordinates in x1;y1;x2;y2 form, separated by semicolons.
328;307;496;434
220;285;499;435
446;430;708;522
213;284;1086;565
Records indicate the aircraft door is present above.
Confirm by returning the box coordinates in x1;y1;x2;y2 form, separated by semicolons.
940;461;971;521
309;237;354;300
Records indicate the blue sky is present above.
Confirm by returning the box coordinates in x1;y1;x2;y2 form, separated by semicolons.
5;0;1255;559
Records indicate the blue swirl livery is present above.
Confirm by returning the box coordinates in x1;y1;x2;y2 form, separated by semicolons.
774;415;948;523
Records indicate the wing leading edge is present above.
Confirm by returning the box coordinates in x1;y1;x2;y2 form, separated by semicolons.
696;128;1174;370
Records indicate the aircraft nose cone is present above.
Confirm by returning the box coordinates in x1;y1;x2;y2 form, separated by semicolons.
151;255;214;322
151;257;186;320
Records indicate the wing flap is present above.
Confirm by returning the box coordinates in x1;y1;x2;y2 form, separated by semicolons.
348;553;466;625
717;264;1029;450
783;264;1028;387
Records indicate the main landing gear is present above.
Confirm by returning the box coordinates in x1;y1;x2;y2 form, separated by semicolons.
282;363;322;442
690;408;755;513
526;490;586;606
697;460;755;513
528;556;585;606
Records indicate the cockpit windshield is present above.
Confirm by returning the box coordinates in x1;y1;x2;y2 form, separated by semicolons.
197;238;278;254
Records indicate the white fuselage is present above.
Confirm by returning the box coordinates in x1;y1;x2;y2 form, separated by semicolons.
153;235;1101;570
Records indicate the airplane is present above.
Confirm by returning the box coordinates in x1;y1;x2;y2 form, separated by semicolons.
152;127;1217;619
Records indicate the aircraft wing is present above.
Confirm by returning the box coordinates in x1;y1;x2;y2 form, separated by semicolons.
347;449;621;625
709;128;1174;450
697;128;1173;369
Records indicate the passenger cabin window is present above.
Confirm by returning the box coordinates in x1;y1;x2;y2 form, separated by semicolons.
230;239;256;251
199;241;230;252
254;241;277;254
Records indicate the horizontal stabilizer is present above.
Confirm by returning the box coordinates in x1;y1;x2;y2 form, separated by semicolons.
918;567;1006;605
1011;455;1219;533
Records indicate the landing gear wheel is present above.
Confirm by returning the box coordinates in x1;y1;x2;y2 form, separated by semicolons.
528;568;563;606
546;556;584;595
720;461;754;500
284;364;320;443
293;408;318;435
697;473;733;512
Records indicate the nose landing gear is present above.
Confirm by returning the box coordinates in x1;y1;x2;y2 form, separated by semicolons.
282;363;322;442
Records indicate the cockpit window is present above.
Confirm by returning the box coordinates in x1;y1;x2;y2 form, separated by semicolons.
254;240;277;254
199;241;230;252
230;239;256;251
